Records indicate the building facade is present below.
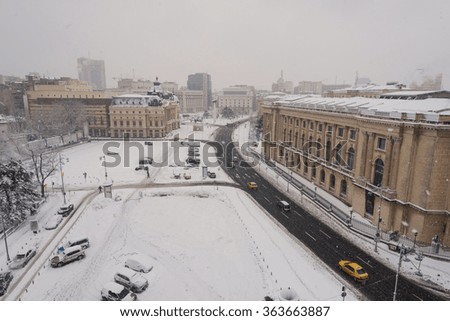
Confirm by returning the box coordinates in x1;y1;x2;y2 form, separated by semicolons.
77;57;106;90
175;89;205;113
217;85;255;115
261;95;450;247
109;82;180;139
187;73;212;110
25;77;110;137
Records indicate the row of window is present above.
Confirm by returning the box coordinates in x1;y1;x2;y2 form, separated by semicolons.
112;120;165;127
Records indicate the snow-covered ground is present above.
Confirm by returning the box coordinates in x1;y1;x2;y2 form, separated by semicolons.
2;117;448;302
1;118;361;301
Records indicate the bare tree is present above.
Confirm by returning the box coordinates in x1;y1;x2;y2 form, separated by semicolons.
13;139;59;197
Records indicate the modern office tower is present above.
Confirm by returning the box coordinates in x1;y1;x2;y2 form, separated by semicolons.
77;57;106;90
187;73;212;110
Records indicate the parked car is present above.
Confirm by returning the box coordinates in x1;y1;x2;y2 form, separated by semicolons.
144;141;153;146
44;215;63;230
338;260;369;284
184;173;192;180
186;157;200;165
0;272;13;296
57;204;74;217
277;200;291;212
50;245;85;267
114;267;148;293
125;255;154;273
101;282;137;301
9;247;37;269
207;171;216;178
247;182;258;190
66;236;90;250
139;158;153;165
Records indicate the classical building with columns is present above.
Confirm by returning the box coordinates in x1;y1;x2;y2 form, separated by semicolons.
109;80;180;138
261;95;450;247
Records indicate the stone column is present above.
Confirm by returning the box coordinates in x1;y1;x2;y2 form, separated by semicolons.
388;137;402;190
364;133;375;180
382;137;393;187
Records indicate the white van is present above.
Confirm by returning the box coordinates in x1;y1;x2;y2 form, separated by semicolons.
51;245;85;267
277;200;291;212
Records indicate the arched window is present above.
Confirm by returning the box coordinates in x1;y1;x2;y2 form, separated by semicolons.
316;138;322;158
330;174;336;189
347;147;355;170
301;134;305;151
326;141;331;162
294;132;299;148
335;143;342;165
289;129;292;143
320;169;325;183
312;163;317;178
308;135;313;155
283;128;287;141
373;159;384;187
341;180;347;196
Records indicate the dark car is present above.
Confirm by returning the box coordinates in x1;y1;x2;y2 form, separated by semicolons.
135;165;149;171
144;141;153;146
207;171;216;178
0;272;13;296
57;204;74;217
138;158;153;165
186;157;200;164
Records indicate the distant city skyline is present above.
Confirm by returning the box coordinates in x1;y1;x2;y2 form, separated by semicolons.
1;0;450;91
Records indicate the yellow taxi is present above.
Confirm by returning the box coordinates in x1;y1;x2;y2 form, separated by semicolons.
247;182;258;190
338;260;369;284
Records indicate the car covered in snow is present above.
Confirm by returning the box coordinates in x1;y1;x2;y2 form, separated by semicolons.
114;267;148;293
101;282;137;301
0;272;13;296
57;204;74;217
9;247;37;269
125;255;154;273
44;215;63;230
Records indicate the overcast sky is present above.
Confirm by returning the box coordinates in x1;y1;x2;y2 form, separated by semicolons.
1;0;450;91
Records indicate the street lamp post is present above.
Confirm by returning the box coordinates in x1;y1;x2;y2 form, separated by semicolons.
59;154;67;205
393;245;406;301
101;155;108;180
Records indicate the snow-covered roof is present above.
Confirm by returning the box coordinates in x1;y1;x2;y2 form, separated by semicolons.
269;95;450;123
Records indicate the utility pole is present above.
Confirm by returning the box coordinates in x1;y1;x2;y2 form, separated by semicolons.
59;154;66;205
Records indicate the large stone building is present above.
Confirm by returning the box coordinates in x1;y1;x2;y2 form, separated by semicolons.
25;77;111;137
217;85;256;115
175;89;205;113
261;95;450;247
109;80;180;138
77;57;106;90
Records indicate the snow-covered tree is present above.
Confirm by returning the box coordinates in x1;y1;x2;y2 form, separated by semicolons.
0;160;40;228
